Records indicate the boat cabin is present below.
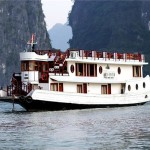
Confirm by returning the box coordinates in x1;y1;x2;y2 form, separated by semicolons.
7;45;147;97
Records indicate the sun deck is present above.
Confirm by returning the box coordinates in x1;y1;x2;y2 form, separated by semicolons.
66;50;146;64
20;49;146;63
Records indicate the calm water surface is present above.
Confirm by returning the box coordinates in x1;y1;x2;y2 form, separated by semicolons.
0;101;150;150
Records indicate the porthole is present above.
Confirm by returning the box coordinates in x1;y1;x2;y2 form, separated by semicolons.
135;84;138;90
143;82;146;88
99;66;103;74
118;67;121;74
128;85;131;91
70;65;74;73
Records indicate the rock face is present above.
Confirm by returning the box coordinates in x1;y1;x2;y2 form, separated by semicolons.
0;0;51;86
69;0;150;74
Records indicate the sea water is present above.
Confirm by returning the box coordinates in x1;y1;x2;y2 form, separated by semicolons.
0;101;150;150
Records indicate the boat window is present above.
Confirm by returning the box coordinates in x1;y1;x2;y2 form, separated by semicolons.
43;63;49;72
38;62;49;72
121;83;125;94
135;84;138;90
118;67;121;74
21;61;29;71
133;66;141;77
143;82;146;88
59;83;63;92
70;65;74;73
83;83;87;93
99;66;103;74
43;64;46;72
35;62;38;71
128;85;131;91
76;63;83;76
21;61;38;71
87;64;97;77
29;61;35;71
77;85;82;93
101;85;107;94
89;64;94;76
50;83;58;91
76;63;97;77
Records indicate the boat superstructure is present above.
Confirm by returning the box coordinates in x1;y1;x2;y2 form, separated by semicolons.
7;35;150;111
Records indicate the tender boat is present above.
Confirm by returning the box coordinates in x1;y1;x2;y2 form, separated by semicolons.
7;34;150;111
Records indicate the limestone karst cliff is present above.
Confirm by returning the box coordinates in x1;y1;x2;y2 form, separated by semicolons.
0;0;51;86
69;0;150;74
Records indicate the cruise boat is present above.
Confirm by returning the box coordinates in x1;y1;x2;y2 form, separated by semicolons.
7;34;150;111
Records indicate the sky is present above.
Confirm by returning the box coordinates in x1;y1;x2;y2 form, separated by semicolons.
41;0;74;30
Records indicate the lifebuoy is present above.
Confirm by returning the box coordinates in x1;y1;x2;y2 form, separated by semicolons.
41;73;48;80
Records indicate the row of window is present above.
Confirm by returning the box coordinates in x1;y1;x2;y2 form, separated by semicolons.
21;61;48;72
51;82;145;94
50;83;110;94
70;64;122;75
77;84;111;94
70;64;97;76
70;64;141;77
50;83;63;92
22;61;141;78
128;82;146;91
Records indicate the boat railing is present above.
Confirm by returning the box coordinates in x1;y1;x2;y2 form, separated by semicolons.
33;50;64;58
7;75;32;96
49;70;69;76
30;49;145;62
67;50;145;62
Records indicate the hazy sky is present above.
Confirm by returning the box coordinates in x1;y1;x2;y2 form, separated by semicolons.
41;0;73;30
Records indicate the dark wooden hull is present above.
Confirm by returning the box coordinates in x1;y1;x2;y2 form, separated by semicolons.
15;98;146;112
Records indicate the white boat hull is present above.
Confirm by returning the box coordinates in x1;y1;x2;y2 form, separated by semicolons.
16;89;150;111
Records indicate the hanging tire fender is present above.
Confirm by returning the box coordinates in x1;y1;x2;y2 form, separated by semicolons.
26;96;33;103
19;96;25;102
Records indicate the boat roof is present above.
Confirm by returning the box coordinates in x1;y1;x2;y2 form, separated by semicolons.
20;49;148;65
66;57;148;65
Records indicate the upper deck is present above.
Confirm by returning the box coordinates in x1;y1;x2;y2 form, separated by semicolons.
66;50;147;65
20;49;147;65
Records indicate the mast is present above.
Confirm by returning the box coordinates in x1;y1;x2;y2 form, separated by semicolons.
27;33;37;51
